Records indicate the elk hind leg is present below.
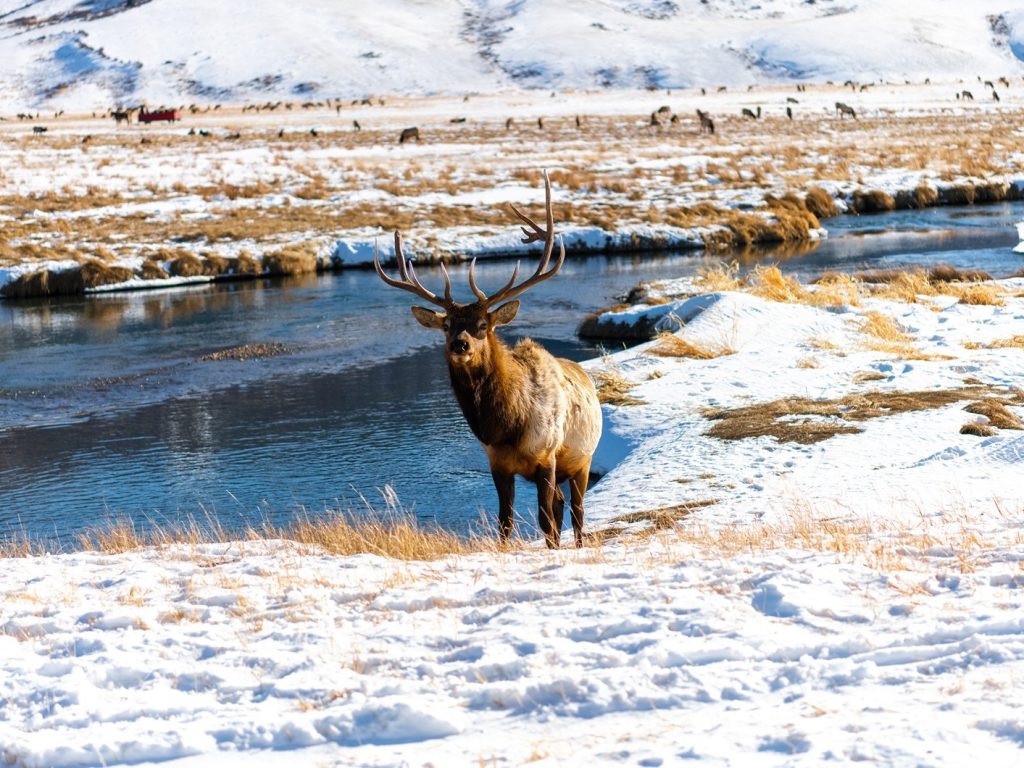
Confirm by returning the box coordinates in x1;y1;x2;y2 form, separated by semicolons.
569;462;592;548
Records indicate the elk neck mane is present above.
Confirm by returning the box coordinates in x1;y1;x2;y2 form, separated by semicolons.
447;332;540;448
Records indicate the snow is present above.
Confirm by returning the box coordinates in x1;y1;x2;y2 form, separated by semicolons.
4;280;1024;766
0;0;1023;110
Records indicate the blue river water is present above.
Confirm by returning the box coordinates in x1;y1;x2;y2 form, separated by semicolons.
0;202;1021;546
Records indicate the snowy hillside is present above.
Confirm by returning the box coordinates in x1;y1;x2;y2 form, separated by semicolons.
0;0;1023;110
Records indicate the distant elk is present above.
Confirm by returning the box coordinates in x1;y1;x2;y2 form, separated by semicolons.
696;109;714;134
398;126;420;143
835;102;857;119
984;80;994;89
741;106;761;119
31;125;47;133
352;119;361;131
111;109;133;125
999;76;1010;88
993;90;1001;102
959;90;974;101
374;172;602;548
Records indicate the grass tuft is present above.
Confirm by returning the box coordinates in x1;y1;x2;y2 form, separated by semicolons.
648;333;734;359
963;399;1023;429
594;368;645;406
803;187;839;219
960;422;998;437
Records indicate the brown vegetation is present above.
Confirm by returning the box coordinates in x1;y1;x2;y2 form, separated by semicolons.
262;243;320;275
594;368;645;406
850;189;896;214
703;386;1022;444
963;399;1023;430
803;187;839;219
69;511;498;560
960;422;998;437
647;333;735;359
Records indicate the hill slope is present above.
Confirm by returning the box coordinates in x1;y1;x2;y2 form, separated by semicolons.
0;0;1022;109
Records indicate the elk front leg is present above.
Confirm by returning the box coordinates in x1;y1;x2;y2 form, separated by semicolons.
491;469;515;544
569;461;592;549
535;464;560;549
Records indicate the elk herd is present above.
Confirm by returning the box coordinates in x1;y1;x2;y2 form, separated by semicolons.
7;73;1015;144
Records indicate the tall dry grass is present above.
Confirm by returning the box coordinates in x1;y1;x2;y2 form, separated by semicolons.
49;493;517;561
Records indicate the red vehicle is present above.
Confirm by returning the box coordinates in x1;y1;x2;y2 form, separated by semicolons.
137;107;181;123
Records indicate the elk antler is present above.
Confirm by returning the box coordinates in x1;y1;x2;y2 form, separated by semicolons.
474;169;566;309
374;230;454;308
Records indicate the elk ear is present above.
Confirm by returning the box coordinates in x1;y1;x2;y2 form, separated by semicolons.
490;300;520;327
411;306;445;329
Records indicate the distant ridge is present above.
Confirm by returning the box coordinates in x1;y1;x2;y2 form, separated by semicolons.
0;0;1021;109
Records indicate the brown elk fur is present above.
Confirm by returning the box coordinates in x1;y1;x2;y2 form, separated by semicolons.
377;173;602;548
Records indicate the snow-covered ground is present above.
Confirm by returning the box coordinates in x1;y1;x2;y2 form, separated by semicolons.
4;276;1024;766
0;0;1022;110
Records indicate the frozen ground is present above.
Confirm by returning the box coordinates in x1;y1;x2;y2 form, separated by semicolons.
3;277;1024;766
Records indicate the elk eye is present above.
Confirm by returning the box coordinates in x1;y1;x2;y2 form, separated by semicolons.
477;322;488;333
442;320;450;332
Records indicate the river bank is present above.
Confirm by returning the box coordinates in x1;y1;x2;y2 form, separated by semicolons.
3;82;1024;298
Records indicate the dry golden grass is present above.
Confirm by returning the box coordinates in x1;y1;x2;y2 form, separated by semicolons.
960;422;999;437
859;311;911;343
262;512;489;560
948;283;1004;306
692;264;859;308
647;333;735;359
855;309;954;360
804;187;839;219
594;368;645;406
0;533;45;558
666;508;1006;573
66;507;506;561
967;335;1024;350
695;261;744;292
964;399;1023;430
850;189;896;214
856;267;1003;306
263;242;320;275
703;385;1021;444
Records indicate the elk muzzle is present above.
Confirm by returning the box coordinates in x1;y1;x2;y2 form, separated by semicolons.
448;331;473;360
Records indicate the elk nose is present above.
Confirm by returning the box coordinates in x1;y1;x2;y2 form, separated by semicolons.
450;338;469;354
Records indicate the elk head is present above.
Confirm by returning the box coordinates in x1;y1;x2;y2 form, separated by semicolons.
374;170;565;372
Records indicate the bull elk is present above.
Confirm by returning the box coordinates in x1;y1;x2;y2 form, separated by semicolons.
374;171;602;548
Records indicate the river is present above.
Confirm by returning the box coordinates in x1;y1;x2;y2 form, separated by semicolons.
1;202;1021;546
